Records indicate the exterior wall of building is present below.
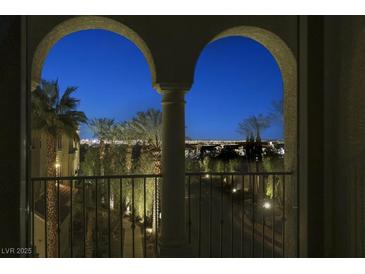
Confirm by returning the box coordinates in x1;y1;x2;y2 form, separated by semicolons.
31;130;79;178
31;130;78;257
31;130;80;200
323;16;365;257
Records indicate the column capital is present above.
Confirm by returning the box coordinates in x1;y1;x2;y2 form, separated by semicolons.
155;82;191;104
154;82;192;94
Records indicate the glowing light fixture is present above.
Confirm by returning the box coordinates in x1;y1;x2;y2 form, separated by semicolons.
263;201;272;209
205;174;210;179
55;163;60;168
232;188;237;193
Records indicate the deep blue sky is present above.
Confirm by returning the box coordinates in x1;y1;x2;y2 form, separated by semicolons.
42;30;283;140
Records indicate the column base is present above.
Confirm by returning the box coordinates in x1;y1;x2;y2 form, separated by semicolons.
158;242;193;258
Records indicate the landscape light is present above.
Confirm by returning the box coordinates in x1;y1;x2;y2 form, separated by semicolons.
263;201;272;209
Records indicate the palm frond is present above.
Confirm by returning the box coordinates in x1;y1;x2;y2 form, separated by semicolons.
31;79;87;139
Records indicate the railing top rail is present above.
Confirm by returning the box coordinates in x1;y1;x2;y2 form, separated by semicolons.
31;174;162;181
31;171;292;181
186;171;292;176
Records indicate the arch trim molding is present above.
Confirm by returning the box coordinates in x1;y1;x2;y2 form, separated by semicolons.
31;15;156;90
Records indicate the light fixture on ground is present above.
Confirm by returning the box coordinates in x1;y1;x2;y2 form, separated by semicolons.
263;201;272;209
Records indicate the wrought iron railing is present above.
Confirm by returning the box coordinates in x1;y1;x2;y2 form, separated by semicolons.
29;171;293;258
185;171;293;258
30;174;161;258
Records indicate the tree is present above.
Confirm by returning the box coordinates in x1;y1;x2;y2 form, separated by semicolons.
237;121;254;140
237;114;272;191
126;108;162;232
270;99;284;123
126;108;162;174
31;79;87;257
237;114;272;141
113;121;134;173
89;118;115;176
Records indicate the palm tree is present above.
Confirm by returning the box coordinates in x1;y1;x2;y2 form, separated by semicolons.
31;79;87;257
126;109;162;173
89;118;115;176
88;118;116;256
126;108;162;233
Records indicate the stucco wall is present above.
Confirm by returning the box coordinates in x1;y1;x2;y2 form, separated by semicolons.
324;16;365;257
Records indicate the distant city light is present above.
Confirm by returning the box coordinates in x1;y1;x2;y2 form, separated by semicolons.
263;201;272;209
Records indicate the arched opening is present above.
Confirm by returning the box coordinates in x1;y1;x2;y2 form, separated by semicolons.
31;16;156;90
186;26;297;257
208;26;297;174
29;17;161;258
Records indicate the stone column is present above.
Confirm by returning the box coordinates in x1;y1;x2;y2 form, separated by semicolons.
156;83;191;257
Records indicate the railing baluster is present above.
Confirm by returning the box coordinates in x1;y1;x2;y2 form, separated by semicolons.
251;174;254;258
209;174;213;258
95;178;98;257
143;177;147;258
241;175;244;258
188;175;191;244
70;179;73;258
231;175;234;257
132;178;135;258
108;178;111;258
262;175;265;258
158;177;161;232
31;180;34;258
198;174;202;257
83;179;86;258
220;174;224;258
272;175;275;258
282;175;286;258
154;177;158;256
57;179;60;258
120;178;123;258
44;180;47;258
